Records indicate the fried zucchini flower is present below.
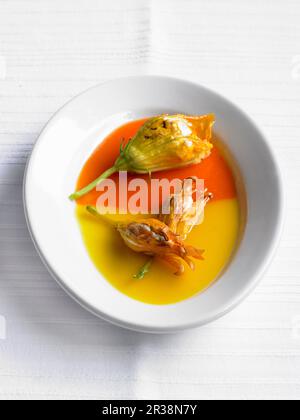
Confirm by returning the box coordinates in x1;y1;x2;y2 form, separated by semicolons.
159;177;213;240
117;218;204;276
69;114;214;200
86;177;212;278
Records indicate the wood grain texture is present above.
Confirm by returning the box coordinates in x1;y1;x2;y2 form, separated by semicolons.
0;0;300;400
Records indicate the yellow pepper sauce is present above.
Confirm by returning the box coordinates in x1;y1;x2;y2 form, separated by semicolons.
75;119;242;305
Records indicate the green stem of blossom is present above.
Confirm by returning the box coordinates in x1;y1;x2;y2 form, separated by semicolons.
69;166;118;201
86;205;153;279
133;258;153;280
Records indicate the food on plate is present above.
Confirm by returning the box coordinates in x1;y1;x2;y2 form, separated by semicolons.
69;114;214;200
117;218;204;275
86;177;211;279
73;115;241;305
159;177;212;240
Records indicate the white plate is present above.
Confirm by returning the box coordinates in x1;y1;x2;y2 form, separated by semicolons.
24;76;284;333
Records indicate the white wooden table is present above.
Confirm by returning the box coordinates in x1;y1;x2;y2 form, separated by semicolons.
0;0;300;400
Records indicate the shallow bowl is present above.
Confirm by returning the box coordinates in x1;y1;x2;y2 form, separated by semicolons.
24;76;284;333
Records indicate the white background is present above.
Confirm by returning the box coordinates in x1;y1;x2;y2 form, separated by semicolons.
0;0;299;400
